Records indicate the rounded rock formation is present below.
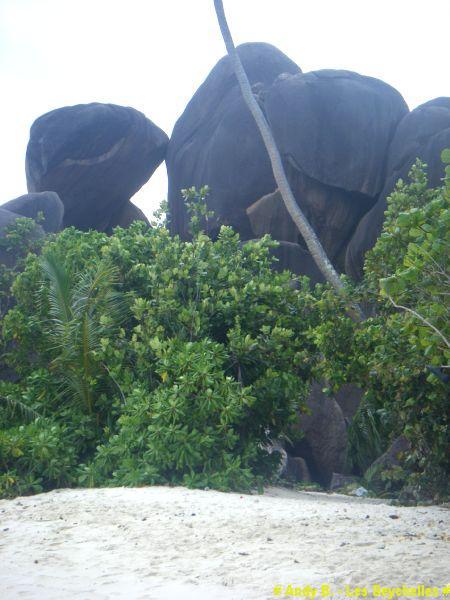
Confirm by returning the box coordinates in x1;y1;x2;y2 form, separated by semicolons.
106;200;150;233
168;49;409;274
26;103;168;232
290;382;349;486
264;69;408;263
345;97;450;279
166;42;301;240
1;191;64;233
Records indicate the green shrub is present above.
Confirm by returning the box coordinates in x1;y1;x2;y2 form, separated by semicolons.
1;164;448;502
0;191;321;496
318;156;449;501
0;418;77;498
0;215;44;318
84;339;270;491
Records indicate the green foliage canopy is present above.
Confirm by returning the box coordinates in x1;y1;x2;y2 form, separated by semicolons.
0;160;448;502
0;191;321;496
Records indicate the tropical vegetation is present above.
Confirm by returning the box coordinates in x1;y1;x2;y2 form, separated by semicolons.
0;157;448;503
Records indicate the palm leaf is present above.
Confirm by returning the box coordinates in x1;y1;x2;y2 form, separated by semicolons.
0;395;40;422
347;400;386;473
40;253;73;325
72;264;120;318
40;256;130;416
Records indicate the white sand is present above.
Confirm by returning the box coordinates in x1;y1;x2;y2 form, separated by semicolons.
0;486;448;599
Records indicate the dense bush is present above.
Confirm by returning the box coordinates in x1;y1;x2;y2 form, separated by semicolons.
0;215;44;318
317;157;449;501
0;191;321;496
0;159;448;502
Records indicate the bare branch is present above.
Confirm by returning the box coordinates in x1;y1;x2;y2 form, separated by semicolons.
387;295;450;349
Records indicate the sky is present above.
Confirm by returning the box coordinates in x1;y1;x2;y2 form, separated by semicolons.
0;0;449;218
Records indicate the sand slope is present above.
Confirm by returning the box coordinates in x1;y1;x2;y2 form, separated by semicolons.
0;486;448;599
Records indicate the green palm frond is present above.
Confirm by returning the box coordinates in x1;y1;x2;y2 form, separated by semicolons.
41;253;73;325
40;255;130;416
0;395;40;422
347;399;387;473
54;370;90;404
72;264;119;317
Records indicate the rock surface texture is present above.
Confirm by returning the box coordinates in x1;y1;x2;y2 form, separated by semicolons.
346;97;450;279
290;382;349;486
0;191;64;233
26;103;168;231
106;201;151;233
166;43;301;241
264;69;408;266
20;50;448;278
167;45;417;277
21;49;447;284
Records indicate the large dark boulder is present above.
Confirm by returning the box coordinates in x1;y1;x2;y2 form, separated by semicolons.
0;206;23;235
0;207;25;230
364;436;412;493
283;456;312;483
283;163;376;266
346;97;450;279
245;191;325;284
167;43;301;239
265;70;408;195
106;201;151;233
290;382;348;486
1;207;29;269
246;190;298;243
333;384;363;422
386;97;450;184
242;238;325;286
369;436;411;473
1;191;64;233
264;69;408;263
269;242;325;285
168;56;408;271
26;103;168;232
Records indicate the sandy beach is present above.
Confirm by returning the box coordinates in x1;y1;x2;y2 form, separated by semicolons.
0;486;448;599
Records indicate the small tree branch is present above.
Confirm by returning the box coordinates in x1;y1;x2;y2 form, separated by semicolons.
387;295;450;349
102;362;126;404
213;0;364;322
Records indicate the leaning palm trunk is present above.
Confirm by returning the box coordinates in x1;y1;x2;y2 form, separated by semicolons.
213;0;364;321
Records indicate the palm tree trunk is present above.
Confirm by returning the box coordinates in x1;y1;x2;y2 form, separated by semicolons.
213;0;364;320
